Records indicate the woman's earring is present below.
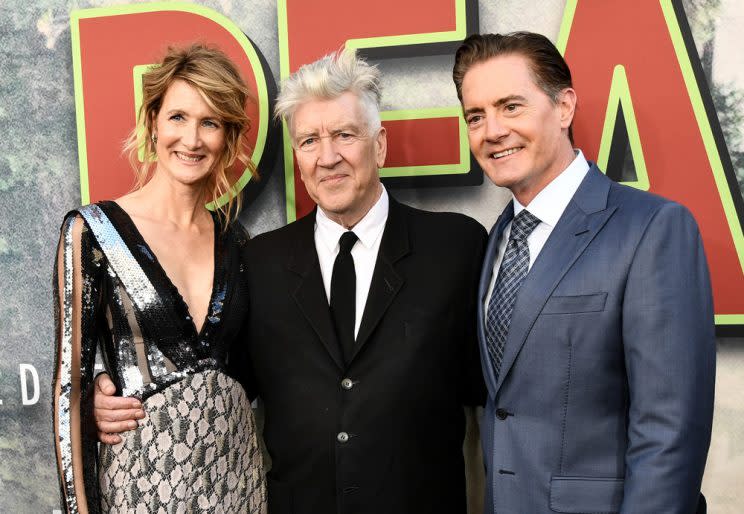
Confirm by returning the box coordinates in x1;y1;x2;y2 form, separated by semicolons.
151;133;158;144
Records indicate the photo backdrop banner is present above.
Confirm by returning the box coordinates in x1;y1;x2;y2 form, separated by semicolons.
1;1;742;512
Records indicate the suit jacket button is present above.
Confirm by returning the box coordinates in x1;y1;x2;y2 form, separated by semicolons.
341;378;354;390
337;431;350;443
496;408;508;420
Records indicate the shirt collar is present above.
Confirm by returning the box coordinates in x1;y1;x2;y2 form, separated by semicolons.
315;185;389;252
513;150;590;227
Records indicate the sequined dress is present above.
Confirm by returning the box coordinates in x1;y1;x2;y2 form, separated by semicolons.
52;202;266;514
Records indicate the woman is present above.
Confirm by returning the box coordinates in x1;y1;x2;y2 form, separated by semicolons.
52;44;266;513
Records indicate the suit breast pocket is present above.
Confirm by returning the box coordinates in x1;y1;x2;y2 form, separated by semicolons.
550;476;623;513
541;293;607;315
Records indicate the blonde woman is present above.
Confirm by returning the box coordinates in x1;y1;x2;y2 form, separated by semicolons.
52;44;266;513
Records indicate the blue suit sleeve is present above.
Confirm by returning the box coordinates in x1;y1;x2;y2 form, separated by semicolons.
620;202;715;513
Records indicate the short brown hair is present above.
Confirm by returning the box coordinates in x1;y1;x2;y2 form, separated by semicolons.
453;32;574;142
124;43;256;225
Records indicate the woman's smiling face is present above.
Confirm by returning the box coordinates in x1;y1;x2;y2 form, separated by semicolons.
153;79;226;187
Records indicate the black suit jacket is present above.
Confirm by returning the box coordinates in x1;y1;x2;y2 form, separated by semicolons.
236;197;487;514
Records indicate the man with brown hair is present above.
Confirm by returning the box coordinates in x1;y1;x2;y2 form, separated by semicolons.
454;32;715;513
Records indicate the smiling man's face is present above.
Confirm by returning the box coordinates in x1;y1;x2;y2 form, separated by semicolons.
292;91;387;228
461;53;576;205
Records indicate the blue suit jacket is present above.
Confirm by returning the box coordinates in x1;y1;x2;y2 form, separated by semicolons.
478;165;715;514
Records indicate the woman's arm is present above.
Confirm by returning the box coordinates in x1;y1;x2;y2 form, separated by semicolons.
52;215;102;513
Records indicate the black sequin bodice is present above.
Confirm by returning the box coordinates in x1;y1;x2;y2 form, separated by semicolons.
52;201;254;513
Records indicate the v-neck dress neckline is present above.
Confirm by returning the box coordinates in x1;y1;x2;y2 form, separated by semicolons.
102;200;223;343
54;202;265;513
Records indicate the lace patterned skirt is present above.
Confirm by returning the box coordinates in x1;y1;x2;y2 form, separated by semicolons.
99;370;266;513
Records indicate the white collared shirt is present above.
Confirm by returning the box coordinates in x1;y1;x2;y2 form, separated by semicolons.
315;186;389;338
484;150;590;313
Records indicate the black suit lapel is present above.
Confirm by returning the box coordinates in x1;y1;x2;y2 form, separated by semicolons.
350;198;409;362
287;211;346;370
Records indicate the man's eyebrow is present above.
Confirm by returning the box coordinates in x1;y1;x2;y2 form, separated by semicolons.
326;123;365;135
463;95;528;117
294;123;364;138
463;106;484;118
494;95;527;107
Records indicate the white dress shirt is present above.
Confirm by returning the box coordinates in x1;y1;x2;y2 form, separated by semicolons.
315;186;389;338
484;151;590;313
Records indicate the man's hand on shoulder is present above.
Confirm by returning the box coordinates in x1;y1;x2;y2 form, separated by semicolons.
93;373;145;444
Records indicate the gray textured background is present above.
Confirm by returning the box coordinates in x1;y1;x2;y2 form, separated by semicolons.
0;1;742;512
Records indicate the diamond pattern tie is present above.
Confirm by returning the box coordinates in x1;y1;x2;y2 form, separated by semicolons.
485;210;541;381
330;231;359;364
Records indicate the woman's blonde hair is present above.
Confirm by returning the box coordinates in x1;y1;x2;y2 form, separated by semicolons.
124;43;256;225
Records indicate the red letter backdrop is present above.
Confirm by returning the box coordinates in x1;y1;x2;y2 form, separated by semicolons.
561;0;744;332
278;0;481;221
71;4;273;208
70;1;744;332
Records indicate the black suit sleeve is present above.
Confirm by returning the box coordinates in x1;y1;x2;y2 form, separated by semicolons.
227;238;258;401
459;222;488;407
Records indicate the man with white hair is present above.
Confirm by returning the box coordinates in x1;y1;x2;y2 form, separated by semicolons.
92;50;487;514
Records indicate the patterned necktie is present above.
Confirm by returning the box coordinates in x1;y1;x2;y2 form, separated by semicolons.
330;231;359;364
485;210;541;380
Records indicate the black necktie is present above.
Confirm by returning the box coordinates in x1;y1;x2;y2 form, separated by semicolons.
330;231;358;364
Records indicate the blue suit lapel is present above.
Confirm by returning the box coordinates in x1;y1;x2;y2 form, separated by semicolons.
478;202;514;393
493;165;618;395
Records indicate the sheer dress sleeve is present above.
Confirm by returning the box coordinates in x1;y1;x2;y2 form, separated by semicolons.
52;214;104;514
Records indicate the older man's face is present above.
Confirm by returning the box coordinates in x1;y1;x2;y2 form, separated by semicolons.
292;91;386;228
